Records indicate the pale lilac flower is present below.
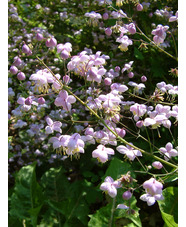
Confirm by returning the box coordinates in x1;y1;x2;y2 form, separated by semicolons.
156;81;167;93
110;83;128;93
13;119;27;129
151;24;169;45
54;90;76;111
29;69;53;92
143;111;168;129
169;11;178;22
121;61;134;73
140;178;164;206
116;204;129;209
111;10;127;18
85;11;102;26
130;103;147;121
92;144;114;163
49;133;85;156
45;116;62;134
159;142;178;160
17;97;31;111
116;143;142;161
100;176;121;198
57;42;72;59
128;81;145;94
98;93;122;108
126;23;136;34
116;35;133;51
63;133;85;155
87;67;106;83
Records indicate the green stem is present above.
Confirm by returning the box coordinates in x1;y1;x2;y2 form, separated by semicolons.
105;2;177;61
109;197;116;227
36;57;178;169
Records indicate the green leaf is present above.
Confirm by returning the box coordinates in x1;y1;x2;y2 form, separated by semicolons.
40;167;70;201
158;187;178;226
9;162;44;226
88;203;112;227
103;157;136;180
115;191;142;227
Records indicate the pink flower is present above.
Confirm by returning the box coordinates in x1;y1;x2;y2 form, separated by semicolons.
87;67;106;83
54;90;76;111
57;42;72;59
98;93;122;108
130;103;147;121
92;145;114;163
49;133;84;156
116;35;133;51
100;176;121;198
140;178;164;206
45;116;62;134
169;11;178;22
159;142;178;160
151;24;169;45
116;143;142;161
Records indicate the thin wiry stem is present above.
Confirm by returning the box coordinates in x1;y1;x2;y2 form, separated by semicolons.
36;57;178;169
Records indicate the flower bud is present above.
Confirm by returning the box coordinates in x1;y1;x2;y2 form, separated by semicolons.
122;191;132;200
127;23;136;34
10;66;18;75
63;75;70;84
104;78;112;85
36;33;43;41
152;161;163;169
13;56;22;66
25;97;32;105
115;66;120;72
103;12;109;20
46;37;57;47
141;75;147;82
38;97;45;104
136;120;143;128
22;44;30;54
60;49;70;59
128;72;134;78
105;27;112;36
17;72;26;80
137;4;143;11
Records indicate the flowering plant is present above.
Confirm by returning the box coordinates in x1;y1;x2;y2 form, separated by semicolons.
8;0;178;226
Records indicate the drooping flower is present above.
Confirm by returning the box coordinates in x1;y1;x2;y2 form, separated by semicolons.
116;143;142;161
45;116;62;134
159;142;178;160
116;35;133;51
92;144;114;163
130;103;147;121
140;178;164;206
100;176;121;198
151;24;169;45
54;90;76;111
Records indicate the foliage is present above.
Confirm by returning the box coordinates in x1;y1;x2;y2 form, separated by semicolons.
8;0;178;226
